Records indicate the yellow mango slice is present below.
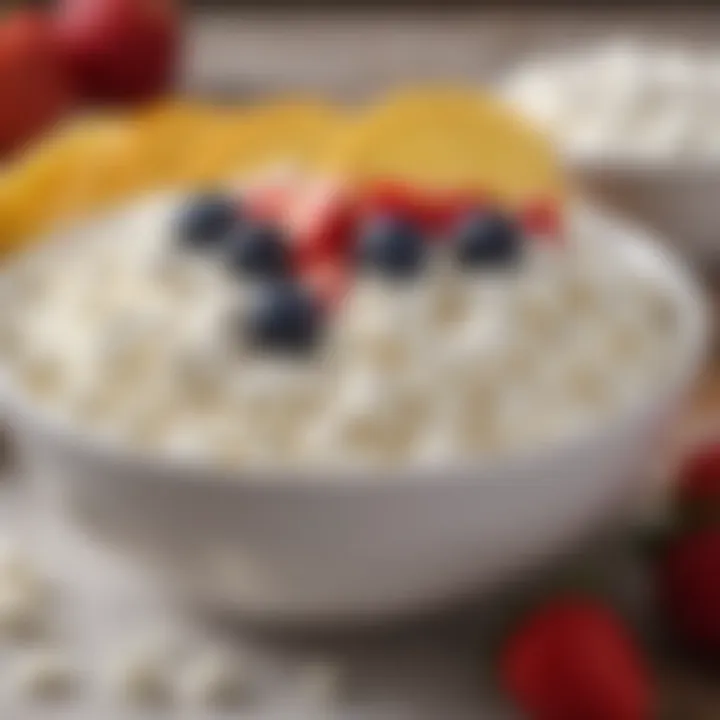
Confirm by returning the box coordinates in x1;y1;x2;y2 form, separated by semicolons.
125;100;221;189
323;86;565;203
196;99;346;183
0;115;133;253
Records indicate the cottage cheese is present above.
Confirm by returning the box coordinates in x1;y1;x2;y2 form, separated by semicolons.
503;41;720;161
0;193;680;472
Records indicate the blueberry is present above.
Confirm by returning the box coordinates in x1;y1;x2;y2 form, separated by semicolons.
454;210;522;268
176;193;238;249
245;282;322;354
226;223;290;280
356;214;426;279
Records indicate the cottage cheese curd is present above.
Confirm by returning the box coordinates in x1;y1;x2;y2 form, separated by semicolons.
503;41;720;161
0;191;679;472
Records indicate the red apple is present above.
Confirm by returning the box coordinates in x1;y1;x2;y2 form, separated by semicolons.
0;10;74;157
54;0;181;106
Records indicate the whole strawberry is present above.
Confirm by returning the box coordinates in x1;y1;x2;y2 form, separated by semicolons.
501;596;654;720
658;526;720;657
0;10;74;156
54;0;181;106
675;440;720;511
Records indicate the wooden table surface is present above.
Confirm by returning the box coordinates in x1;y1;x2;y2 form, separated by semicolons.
185;8;720;100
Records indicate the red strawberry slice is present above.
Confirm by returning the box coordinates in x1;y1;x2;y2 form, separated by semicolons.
288;177;358;269
520;197;564;239
360;181;488;237
360;180;438;228
429;188;492;235
302;260;349;311
242;168;305;226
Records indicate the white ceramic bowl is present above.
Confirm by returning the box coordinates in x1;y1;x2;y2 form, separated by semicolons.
499;66;720;265
0;205;708;625
570;158;720;268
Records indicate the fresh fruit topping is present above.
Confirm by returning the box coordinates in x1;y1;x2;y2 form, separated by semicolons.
221;101;346;178
176;193;237;249
0;10;74;158
454;209;521;268
301;260;349;311
360;181;440;232
521;197;563;238
658;526;720;657
226;222;290;280
54;0;180;105
429;188;492;236
356;213;426;279
502;596;653;720
288;178;358;268
245;281;322;354
323;87;565;204
127;101;219;190
242;167;304;225
360;181;490;237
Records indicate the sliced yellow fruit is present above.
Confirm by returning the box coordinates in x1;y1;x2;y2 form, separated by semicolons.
198;99;346;183
0;89;563;259
118;99;345;190
34;103;213;220
62;119;151;212
0;98;346;256
323;86;565;203
0;114;132;254
169;107;247;187
125;99;221;189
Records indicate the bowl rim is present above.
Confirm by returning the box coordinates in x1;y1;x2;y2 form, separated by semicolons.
0;200;709;491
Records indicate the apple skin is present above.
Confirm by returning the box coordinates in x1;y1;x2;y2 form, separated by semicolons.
0;10;74;157
54;0;181;106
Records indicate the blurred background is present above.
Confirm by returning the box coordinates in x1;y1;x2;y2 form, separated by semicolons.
183;7;720;100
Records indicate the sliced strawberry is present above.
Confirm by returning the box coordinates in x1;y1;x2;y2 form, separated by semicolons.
243;184;296;225
430;188;492;236
360;180;437;228
242;168;305;226
360;181;490;238
288;177;358;269
520;197;564;239
302;260;349;311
